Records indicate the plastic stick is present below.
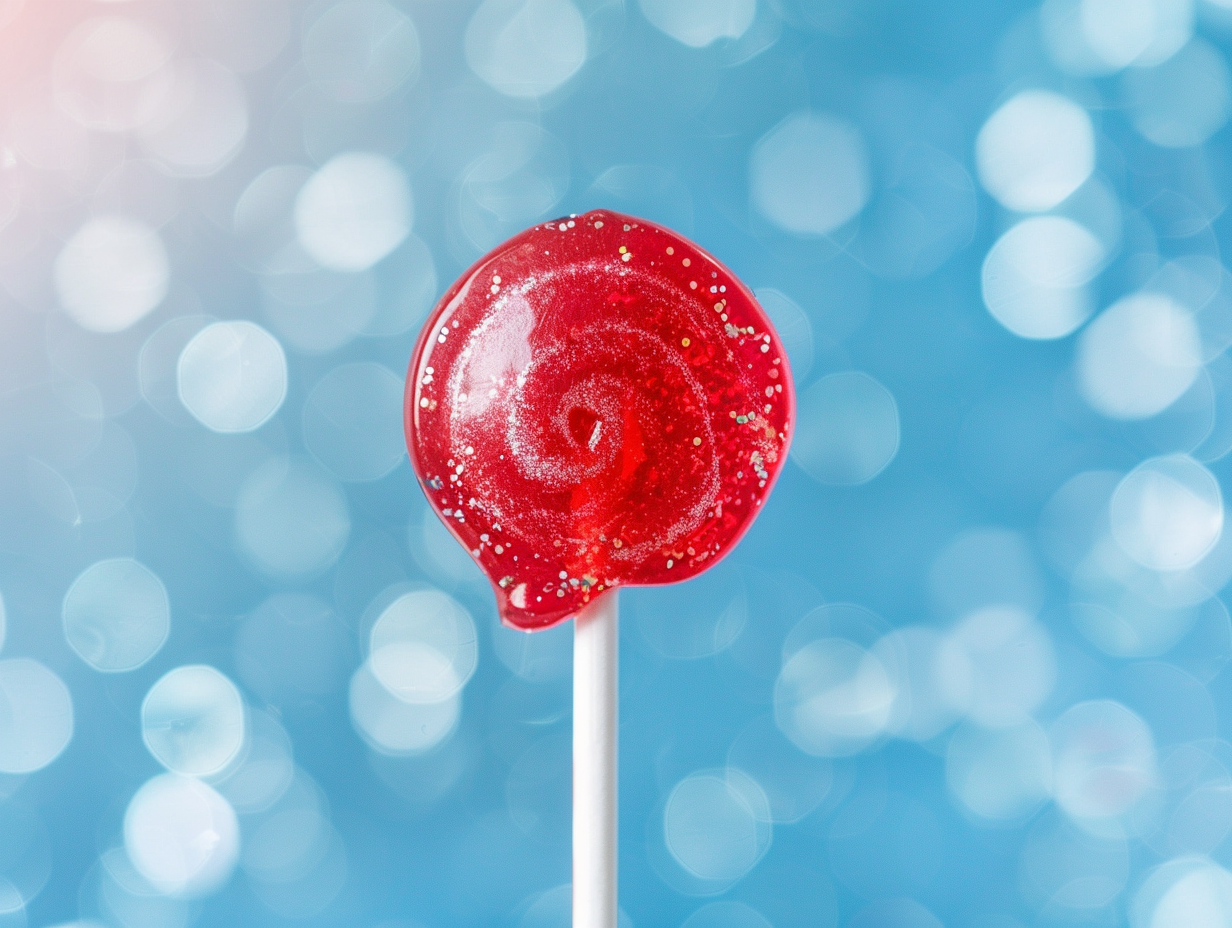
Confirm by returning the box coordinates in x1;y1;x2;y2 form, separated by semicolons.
573;591;618;928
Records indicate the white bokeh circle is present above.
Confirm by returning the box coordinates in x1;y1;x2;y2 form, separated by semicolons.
124;774;240;897
981;216;1103;339
142;665;246;777
62;558;169;672
639;0;756;48
295;152;411;272
464;0;587;99
792;372;899;485
55;215;169;333
750;113;870;236
368;589;478;704
1110;455;1222;572
663;768;772;882
975;91;1095;213
0;658;74;774
178;321;288;433
1076;293;1202;420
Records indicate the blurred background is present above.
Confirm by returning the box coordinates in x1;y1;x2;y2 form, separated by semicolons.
0;0;1230;926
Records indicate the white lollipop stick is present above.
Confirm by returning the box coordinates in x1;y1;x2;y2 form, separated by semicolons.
573;591;619;928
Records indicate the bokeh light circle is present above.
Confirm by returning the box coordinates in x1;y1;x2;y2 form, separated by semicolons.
178;321;288;433
1124;38;1232;148
368;589;478;704
238;770;334;887
141;665;246;777
981;216;1103;339
750;113;870;236
638;0;756;48
774;638;895;756
137;58;248;178
349;663;460;756
295;152;411;272
62;558;169;672
663;768;772;882
938;607;1056;728
232;163;313;274
792;372;899;485
1144;859;1232;928
303;1;420;103
0;659;73;774
727;713;833;824
1080;0;1194;70
1110;455;1222;571
1077;293;1203;420
946;721;1053;820
124;774;239;898
464;0;587;99
214;709;295;815
875;626;962;742
55;216;169;333
1050;699;1156;820
975;91;1095;213
234;458;351;578
53;17;175;132
187;1;292;74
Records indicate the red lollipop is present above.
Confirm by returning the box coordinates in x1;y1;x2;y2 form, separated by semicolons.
404;210;794;630
405;211;793;927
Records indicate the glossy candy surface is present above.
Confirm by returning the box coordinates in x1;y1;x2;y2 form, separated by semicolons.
405;211;794;630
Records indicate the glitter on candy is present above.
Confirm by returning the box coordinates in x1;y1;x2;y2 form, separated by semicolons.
405;211;795;630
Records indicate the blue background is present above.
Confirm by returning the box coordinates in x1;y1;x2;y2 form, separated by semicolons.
1;1;1232;927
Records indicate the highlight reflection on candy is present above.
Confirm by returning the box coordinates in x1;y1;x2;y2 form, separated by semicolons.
405;211;795;630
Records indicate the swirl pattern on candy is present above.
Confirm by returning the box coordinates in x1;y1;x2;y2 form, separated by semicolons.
405;210;794;630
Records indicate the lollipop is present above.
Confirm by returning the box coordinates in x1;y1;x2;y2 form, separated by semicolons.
404;210;793;926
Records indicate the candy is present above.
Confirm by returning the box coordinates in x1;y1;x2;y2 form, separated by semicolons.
404;211;794;630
